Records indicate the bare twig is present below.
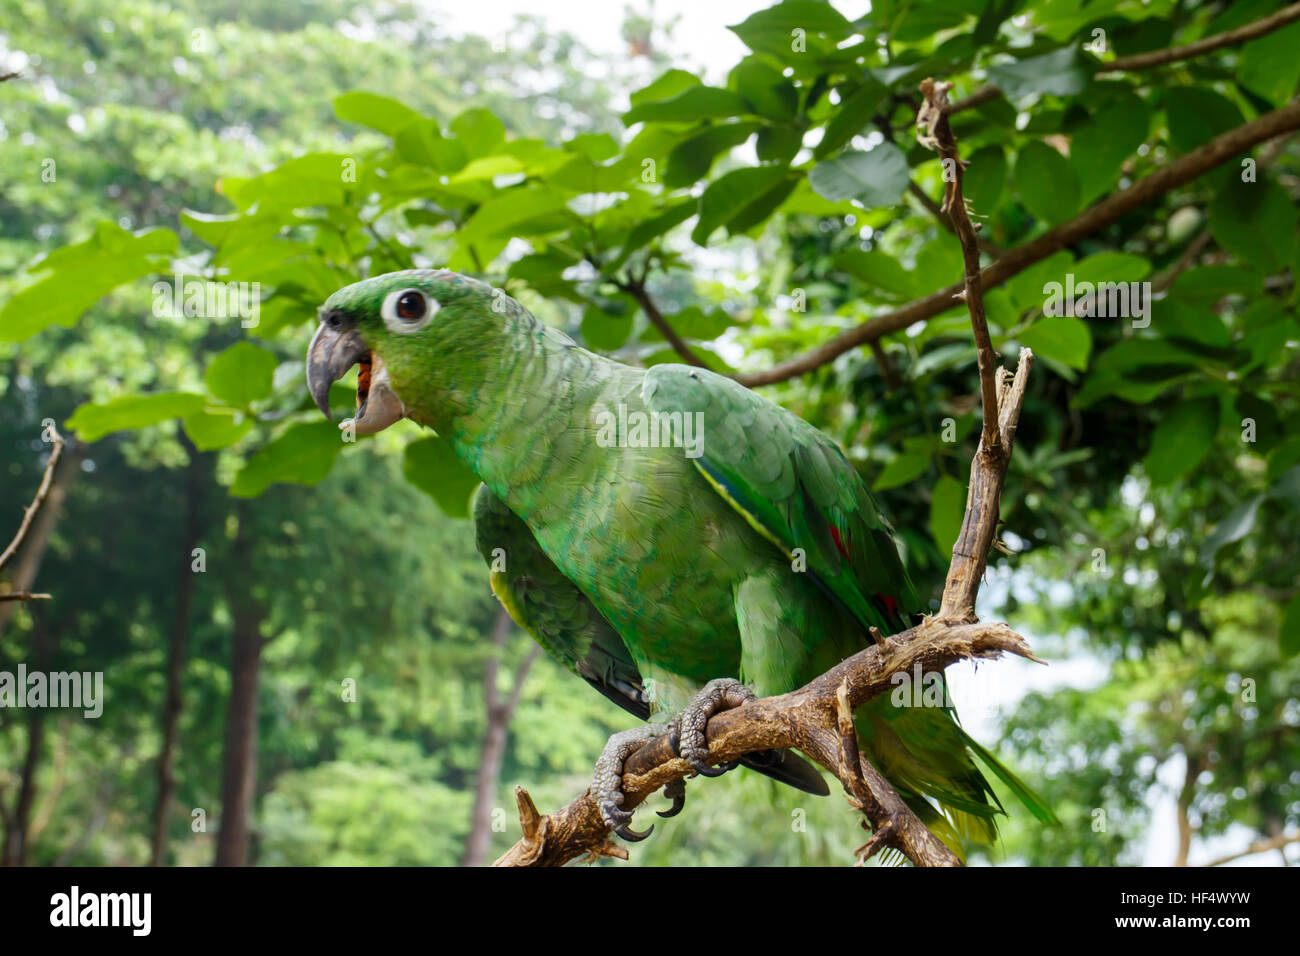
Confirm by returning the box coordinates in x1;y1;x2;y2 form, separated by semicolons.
918;78;1002;458
908;181;1004;258
1;426;67;576
737;98;1300;387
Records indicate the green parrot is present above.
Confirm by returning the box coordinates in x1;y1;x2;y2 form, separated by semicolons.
306;269;1055;857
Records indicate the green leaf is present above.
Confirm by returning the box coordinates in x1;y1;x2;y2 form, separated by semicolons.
449;108;506;158
395;120;466;172
459;186;571;240
730;57;798;120
1208;178;1297;272
1015;317;1091;370
665;122;760;187
565;133;620;162
808;143;909;208
1070;92;1149;202
1198;495;1262;569
815;80;888;158
986;47;1093;99
221;153;354;209
834;249;919;298
692;166;797;244
728;2;852;58
962;145;1006;214
618;200;696;262
333;92;423;137
204;342;278;407
1143;397;1220;485
1165;88;1243;155
0;224;177;341
1281;594;1300;659
1169;265;1262;303
230;421;344;497
756;124;803;164
1070;252;1151;286
66;392;205;442
182;409;254;451
623;86;750;125
1237;20;1300;106
630;69;701;107
403;436;481;518
929;474;966;559
873;448;931;491
1014;141;1080;225
581;305;635;351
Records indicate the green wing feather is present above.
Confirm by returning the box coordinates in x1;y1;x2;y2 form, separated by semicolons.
643;364;919;631
472;485;650;719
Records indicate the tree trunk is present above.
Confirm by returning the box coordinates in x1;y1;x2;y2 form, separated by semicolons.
1174;751;1200;867
150;438;204;865
460;608;537;867
1;616;56;865
214;600;262;866
214;512;264;868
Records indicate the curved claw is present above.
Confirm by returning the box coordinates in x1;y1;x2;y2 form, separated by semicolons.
657;780;686;818
690;759;730;778
615;822;654;842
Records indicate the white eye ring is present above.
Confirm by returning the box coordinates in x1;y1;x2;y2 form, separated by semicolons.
381;288;439;333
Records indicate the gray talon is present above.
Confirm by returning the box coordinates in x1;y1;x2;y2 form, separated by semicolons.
675;678;755;778
657;778;686;818
591;724;669;842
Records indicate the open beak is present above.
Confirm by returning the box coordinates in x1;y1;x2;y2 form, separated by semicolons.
306;323;407;435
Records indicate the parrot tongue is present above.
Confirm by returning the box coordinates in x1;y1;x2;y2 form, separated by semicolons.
342;351;407;435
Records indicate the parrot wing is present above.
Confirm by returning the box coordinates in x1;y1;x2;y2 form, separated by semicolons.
473;484;650;719
643;363;920;632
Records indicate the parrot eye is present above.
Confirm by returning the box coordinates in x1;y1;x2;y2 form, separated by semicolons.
381;288;438;333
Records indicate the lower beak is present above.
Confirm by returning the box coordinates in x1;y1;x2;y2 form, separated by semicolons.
307;323;368;418
305;323;407;435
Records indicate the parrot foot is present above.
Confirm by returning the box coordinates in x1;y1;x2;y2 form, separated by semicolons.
592;723;670;842
669;677;755;779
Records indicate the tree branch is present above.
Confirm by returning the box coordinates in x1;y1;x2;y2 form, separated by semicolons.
1105;3;1300;73
947;4;1300;116
0;425;67;576
619;278;711;369
493;78;1041;868
1201;830;1300;868
737;97;1300;387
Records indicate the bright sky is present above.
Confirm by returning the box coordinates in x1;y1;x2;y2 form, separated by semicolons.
429;0;758;81
422;0;1276;868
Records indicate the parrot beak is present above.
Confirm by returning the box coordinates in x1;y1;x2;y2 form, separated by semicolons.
306;320;407;435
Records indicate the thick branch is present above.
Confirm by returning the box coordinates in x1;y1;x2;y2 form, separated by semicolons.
737;98;1300;387
494;618;1037;867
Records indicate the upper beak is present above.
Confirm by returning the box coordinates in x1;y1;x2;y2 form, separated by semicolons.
306;322;368;419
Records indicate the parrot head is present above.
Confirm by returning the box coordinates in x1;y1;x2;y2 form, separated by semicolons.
306;269;499;435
